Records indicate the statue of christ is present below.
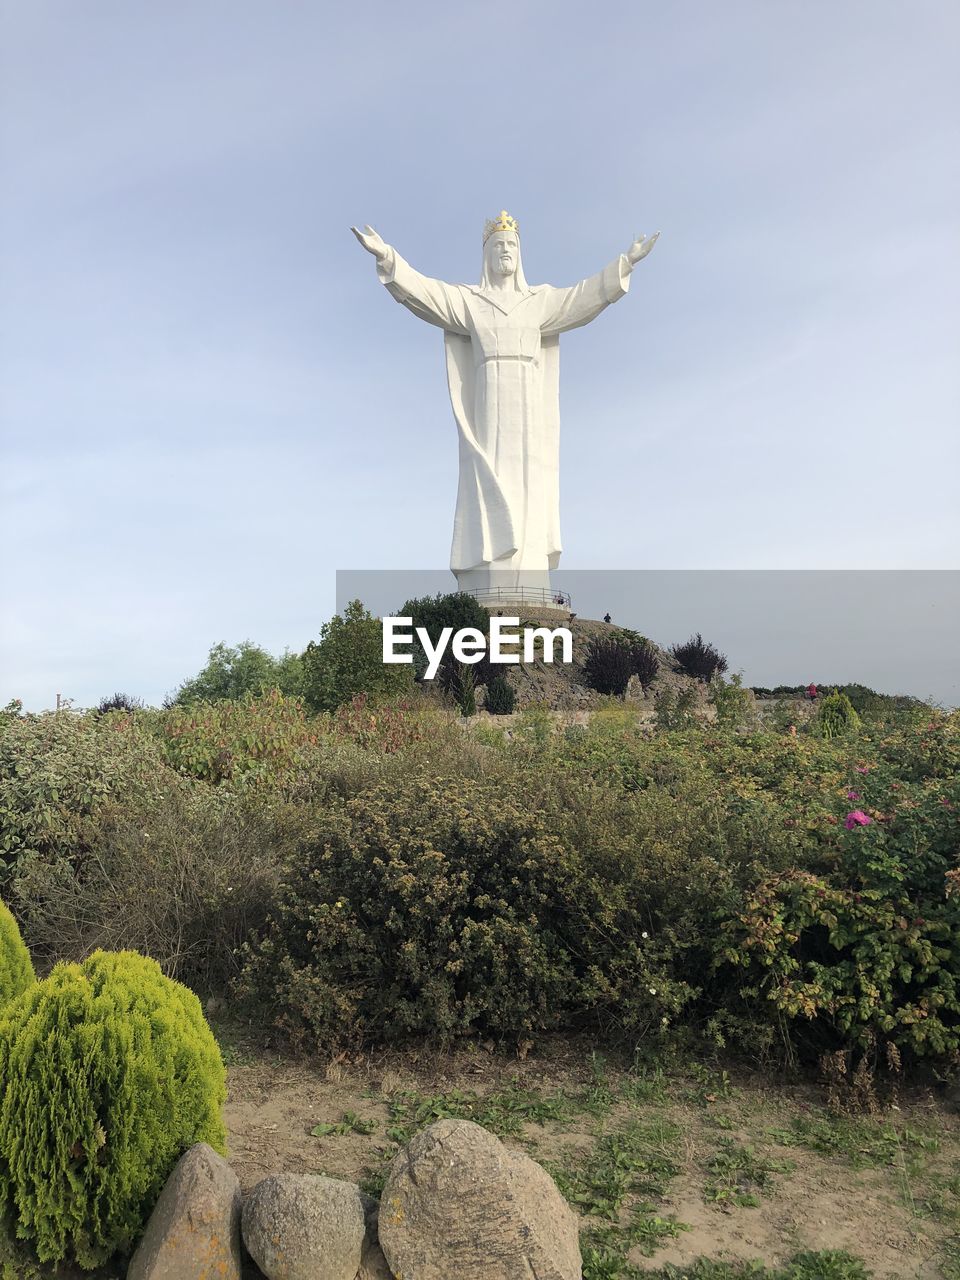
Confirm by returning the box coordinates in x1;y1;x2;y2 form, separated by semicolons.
352;212;658;596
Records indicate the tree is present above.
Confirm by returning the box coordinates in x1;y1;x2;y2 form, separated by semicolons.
301;600;412;714
398;592;494;690
170;641;303;706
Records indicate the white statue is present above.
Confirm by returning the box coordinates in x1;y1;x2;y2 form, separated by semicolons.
352;212;658;597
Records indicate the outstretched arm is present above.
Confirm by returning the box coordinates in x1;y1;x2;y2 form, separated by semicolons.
351;224;469;334
540;231;660;336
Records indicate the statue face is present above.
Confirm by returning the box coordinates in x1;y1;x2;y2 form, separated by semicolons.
487;231;518;277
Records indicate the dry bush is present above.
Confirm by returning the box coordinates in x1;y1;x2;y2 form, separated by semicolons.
15;779;288;991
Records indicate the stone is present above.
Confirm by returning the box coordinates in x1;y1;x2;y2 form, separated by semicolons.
126;1142;242;1280
378;1118;581;1280
241;1173;373;1280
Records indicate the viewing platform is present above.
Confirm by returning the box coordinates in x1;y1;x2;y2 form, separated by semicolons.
466;586;572;615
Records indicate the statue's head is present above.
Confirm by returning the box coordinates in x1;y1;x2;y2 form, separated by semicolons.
486;231;518;278
480;210;527;291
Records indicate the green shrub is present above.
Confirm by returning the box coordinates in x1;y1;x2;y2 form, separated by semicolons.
670;633;729;683
0;710;174;890
719;753;960;1064
709;675;758;731
238;777;616;1046
157;688;317;785
14;781;286;989
815;691;861;739
0;901;34;1007
302;600;412;713
485;673;516;714
452;662;477;715
0;950;226;1269
583;636;635;697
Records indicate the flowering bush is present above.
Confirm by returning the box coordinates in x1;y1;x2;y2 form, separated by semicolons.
720;721;960;1062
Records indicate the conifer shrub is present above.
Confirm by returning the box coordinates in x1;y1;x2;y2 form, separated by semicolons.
669;632;729;682
452;662;477;716
0;950;226;1269
0;901;34;1007
485;672;516;714
815;690;862;739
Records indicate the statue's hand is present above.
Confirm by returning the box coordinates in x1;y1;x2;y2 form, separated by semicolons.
626;231;660;266
351;224;389;261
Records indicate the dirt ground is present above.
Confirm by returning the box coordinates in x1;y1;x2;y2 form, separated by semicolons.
217;1026;960;1278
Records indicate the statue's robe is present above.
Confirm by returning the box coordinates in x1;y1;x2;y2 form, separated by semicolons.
377;248;632;578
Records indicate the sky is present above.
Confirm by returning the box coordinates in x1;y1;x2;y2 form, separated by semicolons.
1;1;958;710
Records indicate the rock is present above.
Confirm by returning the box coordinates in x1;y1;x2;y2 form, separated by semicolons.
126;1142;242;1280
378;1118;581;1280
241;1173;373;1280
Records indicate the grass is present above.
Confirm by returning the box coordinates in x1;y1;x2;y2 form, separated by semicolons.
645;1255;872;1279
383;1082;571;1145
766;1113;940;1172
549;1116;683;1218
310;1110;378;1138
704;1138;795;1209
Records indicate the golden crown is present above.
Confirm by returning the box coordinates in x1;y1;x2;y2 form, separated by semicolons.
483;210;520;243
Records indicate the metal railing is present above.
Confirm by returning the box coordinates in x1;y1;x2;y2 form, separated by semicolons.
466;586;572;609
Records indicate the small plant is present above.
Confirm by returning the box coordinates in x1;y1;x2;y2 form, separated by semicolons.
815;691;862;739
550;1117;682;1219
96;693;145;715
704;1138;794;1208
452;662;477;716
310;1111;378;1138
670;633;729;683
709;675;757;731
584;636;635;698
654;685;699;730
484;672;516;714
0;950;226;1269
384;1085;569;1145
0;901;34;1008
629;637;660;690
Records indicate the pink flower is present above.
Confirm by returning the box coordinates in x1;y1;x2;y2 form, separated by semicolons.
846;790;861;801
845;810;872;830
854;765;870;774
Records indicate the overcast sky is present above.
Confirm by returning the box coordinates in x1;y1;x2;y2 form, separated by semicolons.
2;1;958;710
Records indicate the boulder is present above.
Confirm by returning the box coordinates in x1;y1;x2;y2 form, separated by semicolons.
241;1173;374;1280
126;1142;242;1280
378;1118;581;1280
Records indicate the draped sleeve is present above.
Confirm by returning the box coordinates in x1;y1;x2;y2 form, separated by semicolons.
377;248;470;334
538;254;632;336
